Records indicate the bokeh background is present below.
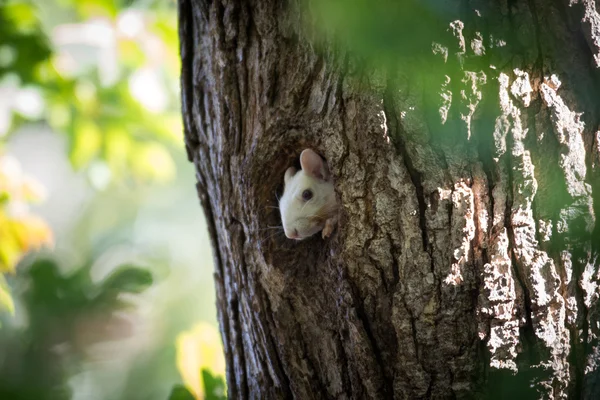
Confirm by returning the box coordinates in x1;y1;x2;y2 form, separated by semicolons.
0;0;224;399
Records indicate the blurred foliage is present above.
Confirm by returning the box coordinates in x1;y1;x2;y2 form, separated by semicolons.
0;0;51;83
168;371;226;400
175;322;227;400
0;0;181;184
198;370;227;400
0;257;153;399
0;0;180;309
307;0;452;66
0;153;53;313
310;0;443;57
168;385;197;400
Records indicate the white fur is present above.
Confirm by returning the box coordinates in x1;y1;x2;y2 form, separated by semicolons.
279;149;337;240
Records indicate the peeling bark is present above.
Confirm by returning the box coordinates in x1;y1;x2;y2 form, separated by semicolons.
179;0;600;398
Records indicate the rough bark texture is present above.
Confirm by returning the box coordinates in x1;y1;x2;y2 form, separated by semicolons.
179;0;600;398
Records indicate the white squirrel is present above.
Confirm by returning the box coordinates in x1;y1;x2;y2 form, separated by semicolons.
279;149;338;240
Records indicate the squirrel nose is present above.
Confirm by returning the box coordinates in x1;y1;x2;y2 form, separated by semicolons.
286;229;299;239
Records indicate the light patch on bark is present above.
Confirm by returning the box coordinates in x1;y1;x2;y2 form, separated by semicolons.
593;130;600;169
439;75;452;124
480;228;520;372
432;42;449;62
538;219;553;242
511;150;571;395
540;76;591;200
460;71;486;139
581;256;600;310
585;346;600;374
510;68;532;107
490;70;574;394
449;20;466;54
377;107;390;143
561;251;578;326
492;73;515;160
470;32;485;56
445;181;475;286
570;0;600;67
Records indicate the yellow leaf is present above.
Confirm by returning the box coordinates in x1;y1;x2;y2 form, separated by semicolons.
130;142;175;183
0;154;53;275
105;127;131;176
0;234;22;274
176;322;226;400
0;214;53;274
12;214;54;253
71;120;102;169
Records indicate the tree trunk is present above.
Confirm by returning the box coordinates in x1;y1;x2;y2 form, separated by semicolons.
178;0;600;398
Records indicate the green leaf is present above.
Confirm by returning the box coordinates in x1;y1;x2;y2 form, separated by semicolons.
0;0;52;83
201;369;227;400
101;265;153;294
3;2;38;33
167;385;196;400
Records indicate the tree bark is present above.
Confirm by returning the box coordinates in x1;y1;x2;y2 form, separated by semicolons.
178;0;600;398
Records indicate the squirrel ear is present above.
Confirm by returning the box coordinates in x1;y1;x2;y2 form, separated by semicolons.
284;167;297;185
300;149;328;180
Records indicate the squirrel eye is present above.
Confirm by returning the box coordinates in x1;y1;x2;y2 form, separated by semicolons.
302;189;313;201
